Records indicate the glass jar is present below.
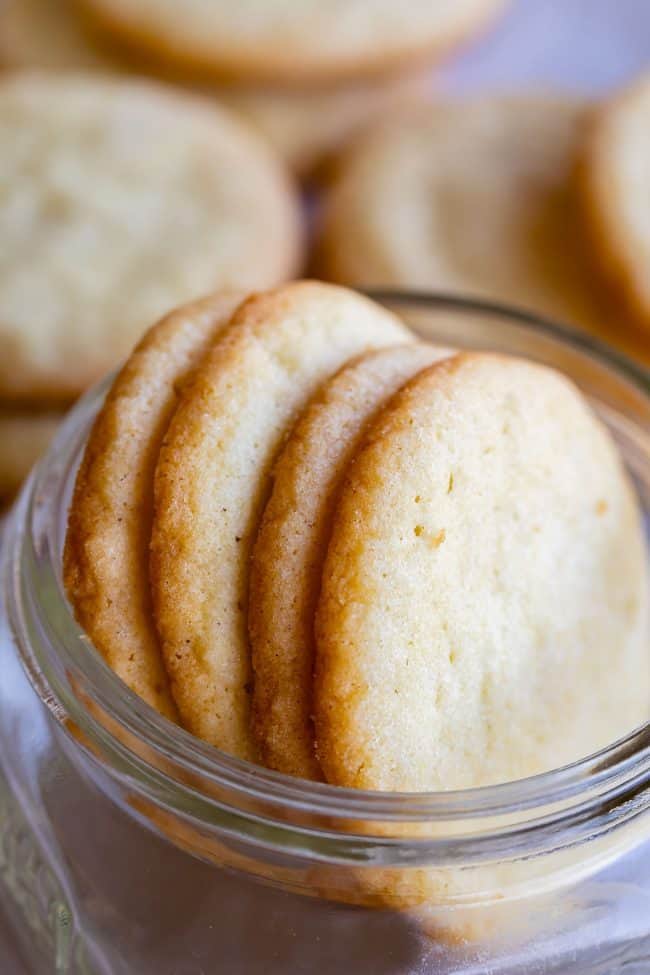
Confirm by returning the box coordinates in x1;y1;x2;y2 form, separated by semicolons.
1;294;650;975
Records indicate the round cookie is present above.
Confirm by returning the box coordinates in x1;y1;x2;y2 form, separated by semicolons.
317;96;650;364
315;353;650;792
151;281;412;760
64;292;243;720
0;0;429;179
0;410;61;501
250;342;451;781
0;72;301;402
74;0;507;85
579;73;650;332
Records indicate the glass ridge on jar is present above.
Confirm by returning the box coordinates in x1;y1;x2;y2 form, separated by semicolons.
1;294;649;975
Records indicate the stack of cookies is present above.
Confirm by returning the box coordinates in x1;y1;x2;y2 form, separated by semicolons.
0;0;512;500
0;0;507;178
64;281;650;794
3;1;650;500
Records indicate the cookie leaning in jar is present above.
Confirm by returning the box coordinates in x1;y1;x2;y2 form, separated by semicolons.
0;72;301;402
315;353;650;791
316;96;649;364
63;282;649;796
249;342;452;781
64;293;244;720
150;281;412;761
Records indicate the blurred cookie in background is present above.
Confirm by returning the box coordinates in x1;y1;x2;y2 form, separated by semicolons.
222;74;430;180
0;0;124;71
316;96;650;364
73;0;509;85
0;0;432;180
0;410;61;502
579;72;650;334
0;72;302;402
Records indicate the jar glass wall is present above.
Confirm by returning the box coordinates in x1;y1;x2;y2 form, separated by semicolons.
1;294;649;975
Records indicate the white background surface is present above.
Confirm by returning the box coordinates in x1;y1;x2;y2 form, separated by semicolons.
1;1;650;971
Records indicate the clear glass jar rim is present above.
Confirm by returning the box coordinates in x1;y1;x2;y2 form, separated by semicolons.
6;291;650;856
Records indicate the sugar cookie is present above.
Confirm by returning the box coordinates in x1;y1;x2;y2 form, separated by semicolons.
315;353;650;791
579;73;650;332
74;0;507;85
64;292;243;719
250;342;451;780
151;281;411;759
0;0;428;178
0;72;301;401
317;97;650;363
